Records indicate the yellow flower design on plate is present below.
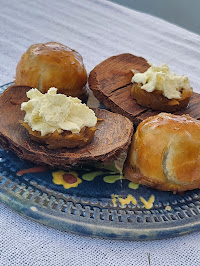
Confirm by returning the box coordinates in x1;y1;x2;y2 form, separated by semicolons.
52;170;82;189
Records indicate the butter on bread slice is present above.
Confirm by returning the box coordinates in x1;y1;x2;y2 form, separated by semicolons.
0;85;133;169
89;53;200;126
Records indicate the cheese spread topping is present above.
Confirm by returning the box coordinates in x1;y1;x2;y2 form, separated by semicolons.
21;87;97;136
131;63;191;99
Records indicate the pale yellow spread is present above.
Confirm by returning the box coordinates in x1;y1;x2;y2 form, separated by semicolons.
21;87;97;136
131;63;191;99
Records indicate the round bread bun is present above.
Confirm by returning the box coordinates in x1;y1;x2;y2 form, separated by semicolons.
131;82;193;112
15;42;88;101
124;113;200;192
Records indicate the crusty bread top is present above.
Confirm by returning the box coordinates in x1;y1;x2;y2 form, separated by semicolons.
15;42;87;98
125;113;200;192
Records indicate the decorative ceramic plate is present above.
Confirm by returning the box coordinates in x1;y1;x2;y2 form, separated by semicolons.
0;83;200;241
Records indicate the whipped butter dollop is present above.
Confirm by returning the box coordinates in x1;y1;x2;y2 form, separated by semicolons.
131;63;191;99
21;87;97;136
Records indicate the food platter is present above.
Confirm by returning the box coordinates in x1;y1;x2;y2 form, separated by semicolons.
0;82;200;241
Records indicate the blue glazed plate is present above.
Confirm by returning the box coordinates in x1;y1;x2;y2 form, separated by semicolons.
0;82;200;241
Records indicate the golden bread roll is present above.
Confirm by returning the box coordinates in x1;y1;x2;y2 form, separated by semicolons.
124;113;200;192
15;42;88;100
131;83;193;112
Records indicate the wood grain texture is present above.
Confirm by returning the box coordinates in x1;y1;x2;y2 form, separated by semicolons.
89;53;200;126
0;85;133;169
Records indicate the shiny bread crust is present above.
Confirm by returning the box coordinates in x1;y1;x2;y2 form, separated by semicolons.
15;42;88;101
124;113;200;192
131;82;193;112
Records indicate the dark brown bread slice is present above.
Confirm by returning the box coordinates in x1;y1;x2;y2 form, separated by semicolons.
89;53;200;126
0;85;133;169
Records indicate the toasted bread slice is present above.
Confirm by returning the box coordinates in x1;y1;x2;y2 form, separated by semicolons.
131;82;193;112
0;85;133;169
89;54;199;125
21;122;97;149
